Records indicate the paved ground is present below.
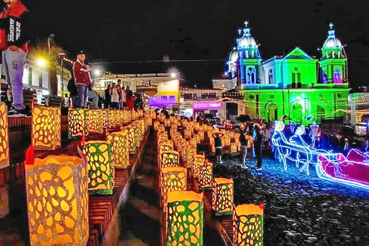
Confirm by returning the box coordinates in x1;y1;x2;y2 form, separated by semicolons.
212;155;369;246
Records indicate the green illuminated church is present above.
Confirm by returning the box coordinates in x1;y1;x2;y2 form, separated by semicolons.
226;22;350;125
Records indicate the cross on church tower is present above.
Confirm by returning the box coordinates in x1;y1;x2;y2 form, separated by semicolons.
244;21;249;27
329;23;333;29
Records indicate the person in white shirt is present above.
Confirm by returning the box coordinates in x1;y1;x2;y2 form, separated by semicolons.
121;86;126;108
110;83;120;109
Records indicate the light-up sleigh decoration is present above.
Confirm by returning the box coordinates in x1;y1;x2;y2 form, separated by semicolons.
317;149;369;189
272;121;334;175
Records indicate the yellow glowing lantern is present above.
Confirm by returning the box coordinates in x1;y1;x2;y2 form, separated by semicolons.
190;138;197;150
107;110;115;129
83;141;114;194
164;119;170;128
32;106;61;151
87;109;104;134
154;121;160;131
166;191;204;245
198;130;205;141
107;131;130;169
193;154;205;178
68;108;88;139
146;116;153;127
26;154;89;246
151;110;156;119
157;124;166;133
161;150;180;168
198;161;213;189
185;148;196;169
124;126;137;155
233;204;264;246
0;103;9;169
212;178;234;216
184;128;192;139
102;109;109;129
160;167;187;208
230;142;237;153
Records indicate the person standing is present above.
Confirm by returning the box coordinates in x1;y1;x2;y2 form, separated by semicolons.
87;80;99;109
126;89;135;110
73;51;91;108
110;83;120;109
104;84;112;108
67;76;78;107
121;86;126;108
117;79;123;108
0;0;32;115
239;124;248;168
213;132;223;164
253;124;263;170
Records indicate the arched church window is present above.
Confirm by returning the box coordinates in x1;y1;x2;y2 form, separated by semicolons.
268;69;273;84
246;66;256;84
321;69;328;84
334;67;342;84
292;67;301;87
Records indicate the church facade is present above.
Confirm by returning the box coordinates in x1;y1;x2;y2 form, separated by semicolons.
225;22;350;125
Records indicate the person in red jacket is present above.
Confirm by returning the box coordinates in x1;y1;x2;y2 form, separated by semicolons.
125;89;135;110
73;51;91;108
0;0;32;116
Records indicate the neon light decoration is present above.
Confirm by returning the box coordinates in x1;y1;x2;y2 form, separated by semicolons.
149;96;176;108
193;102;222;110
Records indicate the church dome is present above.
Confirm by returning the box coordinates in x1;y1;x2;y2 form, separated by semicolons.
238;35;257;48
322;23;343;49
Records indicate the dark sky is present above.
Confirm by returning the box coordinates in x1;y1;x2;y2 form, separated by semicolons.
18;0;369;88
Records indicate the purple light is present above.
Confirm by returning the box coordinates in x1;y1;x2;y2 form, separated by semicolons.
193;102;222;110
149;96;176;108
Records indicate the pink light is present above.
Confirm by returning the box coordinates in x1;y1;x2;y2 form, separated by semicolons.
193;102;222;110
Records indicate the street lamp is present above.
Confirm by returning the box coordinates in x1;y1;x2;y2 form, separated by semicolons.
94;69;101;77
171;73;177;78
37;59;46;67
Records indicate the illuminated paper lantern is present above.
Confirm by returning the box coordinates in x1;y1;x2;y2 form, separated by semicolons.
151;110;156;119
190;138;197;150
166;191;204;246
113;110;121;127
68;108;88;138
26;154;89;246
0;103;9;169
186;148;196;169
184;129;192;139
83;141;114;194
107;131;130;169
124;126;137;155
233;204;264;246
198;130;205;141
87;109;104;134
198;161;213;189
230;142;238;153
32;106;61;151
102;109;109;128
212;178;234;216
165;119;171;128
146;116;153;126
161;151;180;168
160;167;187;208
154;121;160;131
193;154;205;178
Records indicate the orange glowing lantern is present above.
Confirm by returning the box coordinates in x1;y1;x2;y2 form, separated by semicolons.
186;148;196;169
212;178;234;216
25;154;89;246
193;154;205;178
0;103;9;169
230;142;238;153
32;106;61;151
154;121;160;131
160;167;187;208
102;109;109;129
161;150;180;168
83;141;114;194
87;109;104;134
233;204;264;246
166;191;204;245
198;161;213;189
190;138;197;150
124;125;137;155
68;108;88;139
107;131;130;169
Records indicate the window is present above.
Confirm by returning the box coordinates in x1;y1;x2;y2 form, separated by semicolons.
201;93;216;99
268;69;273;84
193;93;197;100
292;67;301;88
246;66;256;84
184;94;192;99
334;67;342;84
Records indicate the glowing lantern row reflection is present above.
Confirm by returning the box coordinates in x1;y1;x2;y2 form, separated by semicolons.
160;167;187;208
25;155;89;246
233;204;264;246
83;141;114;194
107;131;130;169
166;191;204;246
161;151;180;168
32;106;61;150
0;103;8;169
212;178;234;216
68;109;89;139
198;161;213;189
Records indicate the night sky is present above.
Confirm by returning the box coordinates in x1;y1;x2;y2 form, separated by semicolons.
16;0;369;88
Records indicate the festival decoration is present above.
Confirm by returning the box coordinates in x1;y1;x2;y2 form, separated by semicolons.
166;191;204;246
193;154;205;178
233;204;264;246
160;167;187;208
0;103;9;169
161;150;180;168
186;148;196;168
68;108;88;138
83;141;114;194
25;153;89;246
154;121;160;131
107;131;130;169
198;161;213;189
230;142;238;153
125;125;137;155
87;109;104;134
212;178;234;216
32;106;61;150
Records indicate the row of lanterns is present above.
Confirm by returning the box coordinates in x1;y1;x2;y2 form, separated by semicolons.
154;114;264;246
24;105;151;245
